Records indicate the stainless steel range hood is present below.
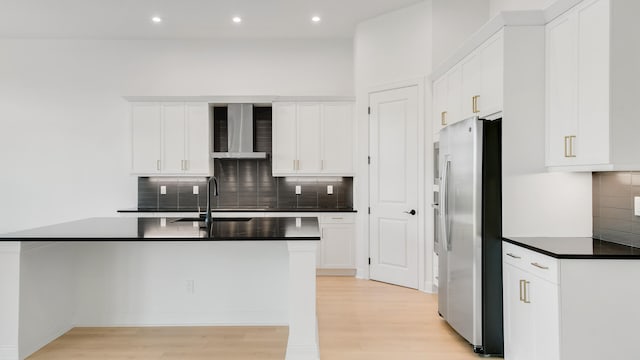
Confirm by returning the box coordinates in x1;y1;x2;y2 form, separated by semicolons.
211;104;267;159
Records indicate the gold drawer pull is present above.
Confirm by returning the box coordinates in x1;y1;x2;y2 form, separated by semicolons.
441;111;447;126
506;253;521;259
531;262;549;270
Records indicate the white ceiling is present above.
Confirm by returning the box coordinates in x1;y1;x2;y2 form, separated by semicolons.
0;0;424;39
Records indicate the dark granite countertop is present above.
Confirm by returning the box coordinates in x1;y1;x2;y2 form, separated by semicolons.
117;207;357;213
503;237;640;259
0;217;320;241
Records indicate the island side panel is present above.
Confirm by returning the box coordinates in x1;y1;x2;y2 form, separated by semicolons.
73;241;289;326
0;242;20;360
18;242;75;360
286;241;320;360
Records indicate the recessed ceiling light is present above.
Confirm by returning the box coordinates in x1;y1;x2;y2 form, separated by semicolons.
311;16;321;23
151;16;162;23
232;16;242;24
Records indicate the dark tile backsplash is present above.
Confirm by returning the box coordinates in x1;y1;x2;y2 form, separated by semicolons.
593;172;640;248
138;172;353;210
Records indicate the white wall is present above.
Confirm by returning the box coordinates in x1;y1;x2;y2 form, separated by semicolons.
432;0;490;70
490;0;553;17
0;39;353;234
354;1;433;291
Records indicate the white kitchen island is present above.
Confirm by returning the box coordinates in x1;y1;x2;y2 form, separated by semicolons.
0;217;321;360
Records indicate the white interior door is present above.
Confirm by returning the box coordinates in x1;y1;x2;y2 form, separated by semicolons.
369;85;419;289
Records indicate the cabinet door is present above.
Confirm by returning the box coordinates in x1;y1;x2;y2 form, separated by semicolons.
546;13;578;166
161;103;186;174
461;53;481;119
296;103;322;173
319;224;355;269
131;103;161;174
272;103;297;175
479;31;504;118
574;0;610;165
503;263;535;360
433;76;448;137
185;103;210;175
322;103;354;174
530;276;560;360
447;65;463;125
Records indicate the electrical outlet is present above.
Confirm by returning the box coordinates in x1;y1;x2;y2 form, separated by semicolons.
193;185;199;195
295;185;302;195
327;185;334;195
160;218;167;227
635;196;640;216
296;217;302;228
160;185;167;195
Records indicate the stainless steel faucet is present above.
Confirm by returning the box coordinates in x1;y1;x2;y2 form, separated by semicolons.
204;176;219;231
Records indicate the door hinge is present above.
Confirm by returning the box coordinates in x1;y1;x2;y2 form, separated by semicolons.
368;257;371;265
367;156;371;165
368;207;371;214
368;106;371;115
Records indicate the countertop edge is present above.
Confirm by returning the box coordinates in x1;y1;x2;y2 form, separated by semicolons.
502;237;640;260
117;209;358;213
1;237;320;242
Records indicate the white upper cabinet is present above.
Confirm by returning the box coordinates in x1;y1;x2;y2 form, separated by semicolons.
479;31;504;119
296;103;323;173
433;30;504;138
272;101;355;176
546;0;640;171
272;103;298;174
131;102;211;176
131;103;162;174
185;103;211;174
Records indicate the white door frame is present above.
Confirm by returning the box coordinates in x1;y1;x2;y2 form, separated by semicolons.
355;77;429;293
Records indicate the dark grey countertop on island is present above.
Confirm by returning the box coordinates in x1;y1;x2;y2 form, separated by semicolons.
0;217;320;241
117;207;357;213
503;237;640;259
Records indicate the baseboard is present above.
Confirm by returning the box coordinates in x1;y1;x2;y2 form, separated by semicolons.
423;281;437;294
20;325;73;360
316;269;356;276
0;345;18;360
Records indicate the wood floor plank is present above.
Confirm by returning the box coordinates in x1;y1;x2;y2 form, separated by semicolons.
28;277;486;359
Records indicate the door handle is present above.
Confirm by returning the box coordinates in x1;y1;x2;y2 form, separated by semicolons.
404;209;416;215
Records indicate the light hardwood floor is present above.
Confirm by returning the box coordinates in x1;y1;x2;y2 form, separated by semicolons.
28;277;485;360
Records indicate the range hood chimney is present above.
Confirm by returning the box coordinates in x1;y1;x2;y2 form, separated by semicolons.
211;104;267;159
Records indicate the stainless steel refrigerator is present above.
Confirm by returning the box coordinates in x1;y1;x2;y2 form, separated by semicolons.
437;116;503;356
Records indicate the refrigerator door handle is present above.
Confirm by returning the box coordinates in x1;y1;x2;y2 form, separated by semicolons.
440;159;451;252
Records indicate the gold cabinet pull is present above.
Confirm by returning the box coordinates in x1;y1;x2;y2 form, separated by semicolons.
569;135;576;157
472;95;480;114
441;111;447;126
157;160;161;171
506;253;521;259
565;135;577;158
523;280;531;303
321;159;324;170
519;280;525;302
531;262;549;270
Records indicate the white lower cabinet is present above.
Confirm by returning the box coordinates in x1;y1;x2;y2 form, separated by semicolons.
503;241;640;360
503;260;559;360
318;215;355;270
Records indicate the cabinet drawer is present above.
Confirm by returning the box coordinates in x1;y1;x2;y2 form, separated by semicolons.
319;214;355;224
503;241;559;284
